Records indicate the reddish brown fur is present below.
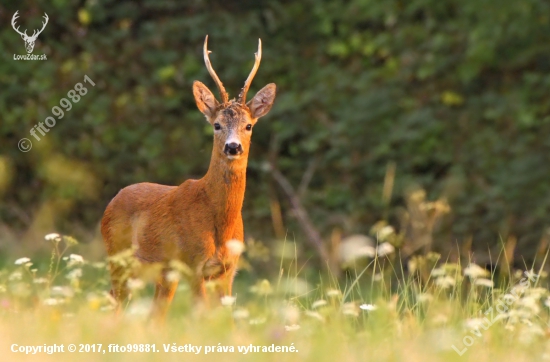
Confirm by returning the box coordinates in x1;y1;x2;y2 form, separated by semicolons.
101;38;276;318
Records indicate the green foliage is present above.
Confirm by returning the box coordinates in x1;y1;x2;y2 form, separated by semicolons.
1;0;550;260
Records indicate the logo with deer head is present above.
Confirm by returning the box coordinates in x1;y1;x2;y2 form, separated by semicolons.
11;11;49;54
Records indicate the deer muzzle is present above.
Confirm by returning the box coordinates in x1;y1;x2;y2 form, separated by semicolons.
224;142;243;157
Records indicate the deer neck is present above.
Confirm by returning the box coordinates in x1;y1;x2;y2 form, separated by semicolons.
201;149;247;242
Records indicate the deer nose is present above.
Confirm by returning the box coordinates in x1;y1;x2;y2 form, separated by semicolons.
224;142;243;156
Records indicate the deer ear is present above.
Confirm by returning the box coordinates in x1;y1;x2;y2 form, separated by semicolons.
247;83;276;119
193;81;218;119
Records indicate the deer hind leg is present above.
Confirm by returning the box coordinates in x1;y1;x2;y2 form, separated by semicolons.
103;219;133;312
108;261;130;312
150;269;179;320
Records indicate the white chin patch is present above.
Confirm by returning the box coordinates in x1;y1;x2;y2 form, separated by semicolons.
227;155;241;160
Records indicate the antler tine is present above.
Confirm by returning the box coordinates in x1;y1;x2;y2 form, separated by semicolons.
11;10;18;25
237;39;262;104
11;11;27;37
203;35;229;104
35;13;49;37
42;13;49;27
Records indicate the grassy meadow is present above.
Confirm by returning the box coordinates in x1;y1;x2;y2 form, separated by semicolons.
1;233;550;362
3;2;550;361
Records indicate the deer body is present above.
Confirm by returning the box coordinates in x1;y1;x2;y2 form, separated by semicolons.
101;36;276;318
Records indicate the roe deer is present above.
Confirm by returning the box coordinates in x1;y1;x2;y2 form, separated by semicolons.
101;36;276;318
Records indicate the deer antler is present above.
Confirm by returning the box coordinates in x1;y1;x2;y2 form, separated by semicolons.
237;39;262;105
11;11;28;38
203;35;229;104
32;13;49;38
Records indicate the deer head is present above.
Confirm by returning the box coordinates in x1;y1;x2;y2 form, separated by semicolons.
193;36;276;162
11;11;49;53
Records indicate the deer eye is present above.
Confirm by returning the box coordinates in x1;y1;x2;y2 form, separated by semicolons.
246;124;252;131
214;123;221;131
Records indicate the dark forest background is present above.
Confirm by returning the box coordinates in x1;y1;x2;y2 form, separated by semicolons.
1;0;550;273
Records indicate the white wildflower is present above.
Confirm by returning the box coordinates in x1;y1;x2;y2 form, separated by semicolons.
430;268;446;277
51;286;74;298
67;254;84;267
305;310;325;322
45;233;61;242
283;305;300;324
312;300;328;309
70;254;84;263
359;303;378;311
226;239;245;256
464;318;488;330
342;302;359;317
474;278;494;288
14;257;31;265
518;324;545;345
514;283;530;295
233;309;250;319
43;298;60;306
435;276;456;288
126;278;145;291
464;264;489;278
519;296;541;314
166;270;181;283
66;268;82;280
127;300;151;319
526;287;547;299
358;245;377;258
339;235;376;264
377;226;395;241
221;295;236;306
376;242;395;257
8;271;22;281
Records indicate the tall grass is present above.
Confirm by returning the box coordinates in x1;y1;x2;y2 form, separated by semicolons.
0;233;549;362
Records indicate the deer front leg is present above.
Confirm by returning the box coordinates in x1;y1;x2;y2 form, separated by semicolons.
215;265;238;299
191;277;206;300
216;221;243;299
150;269;178;320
